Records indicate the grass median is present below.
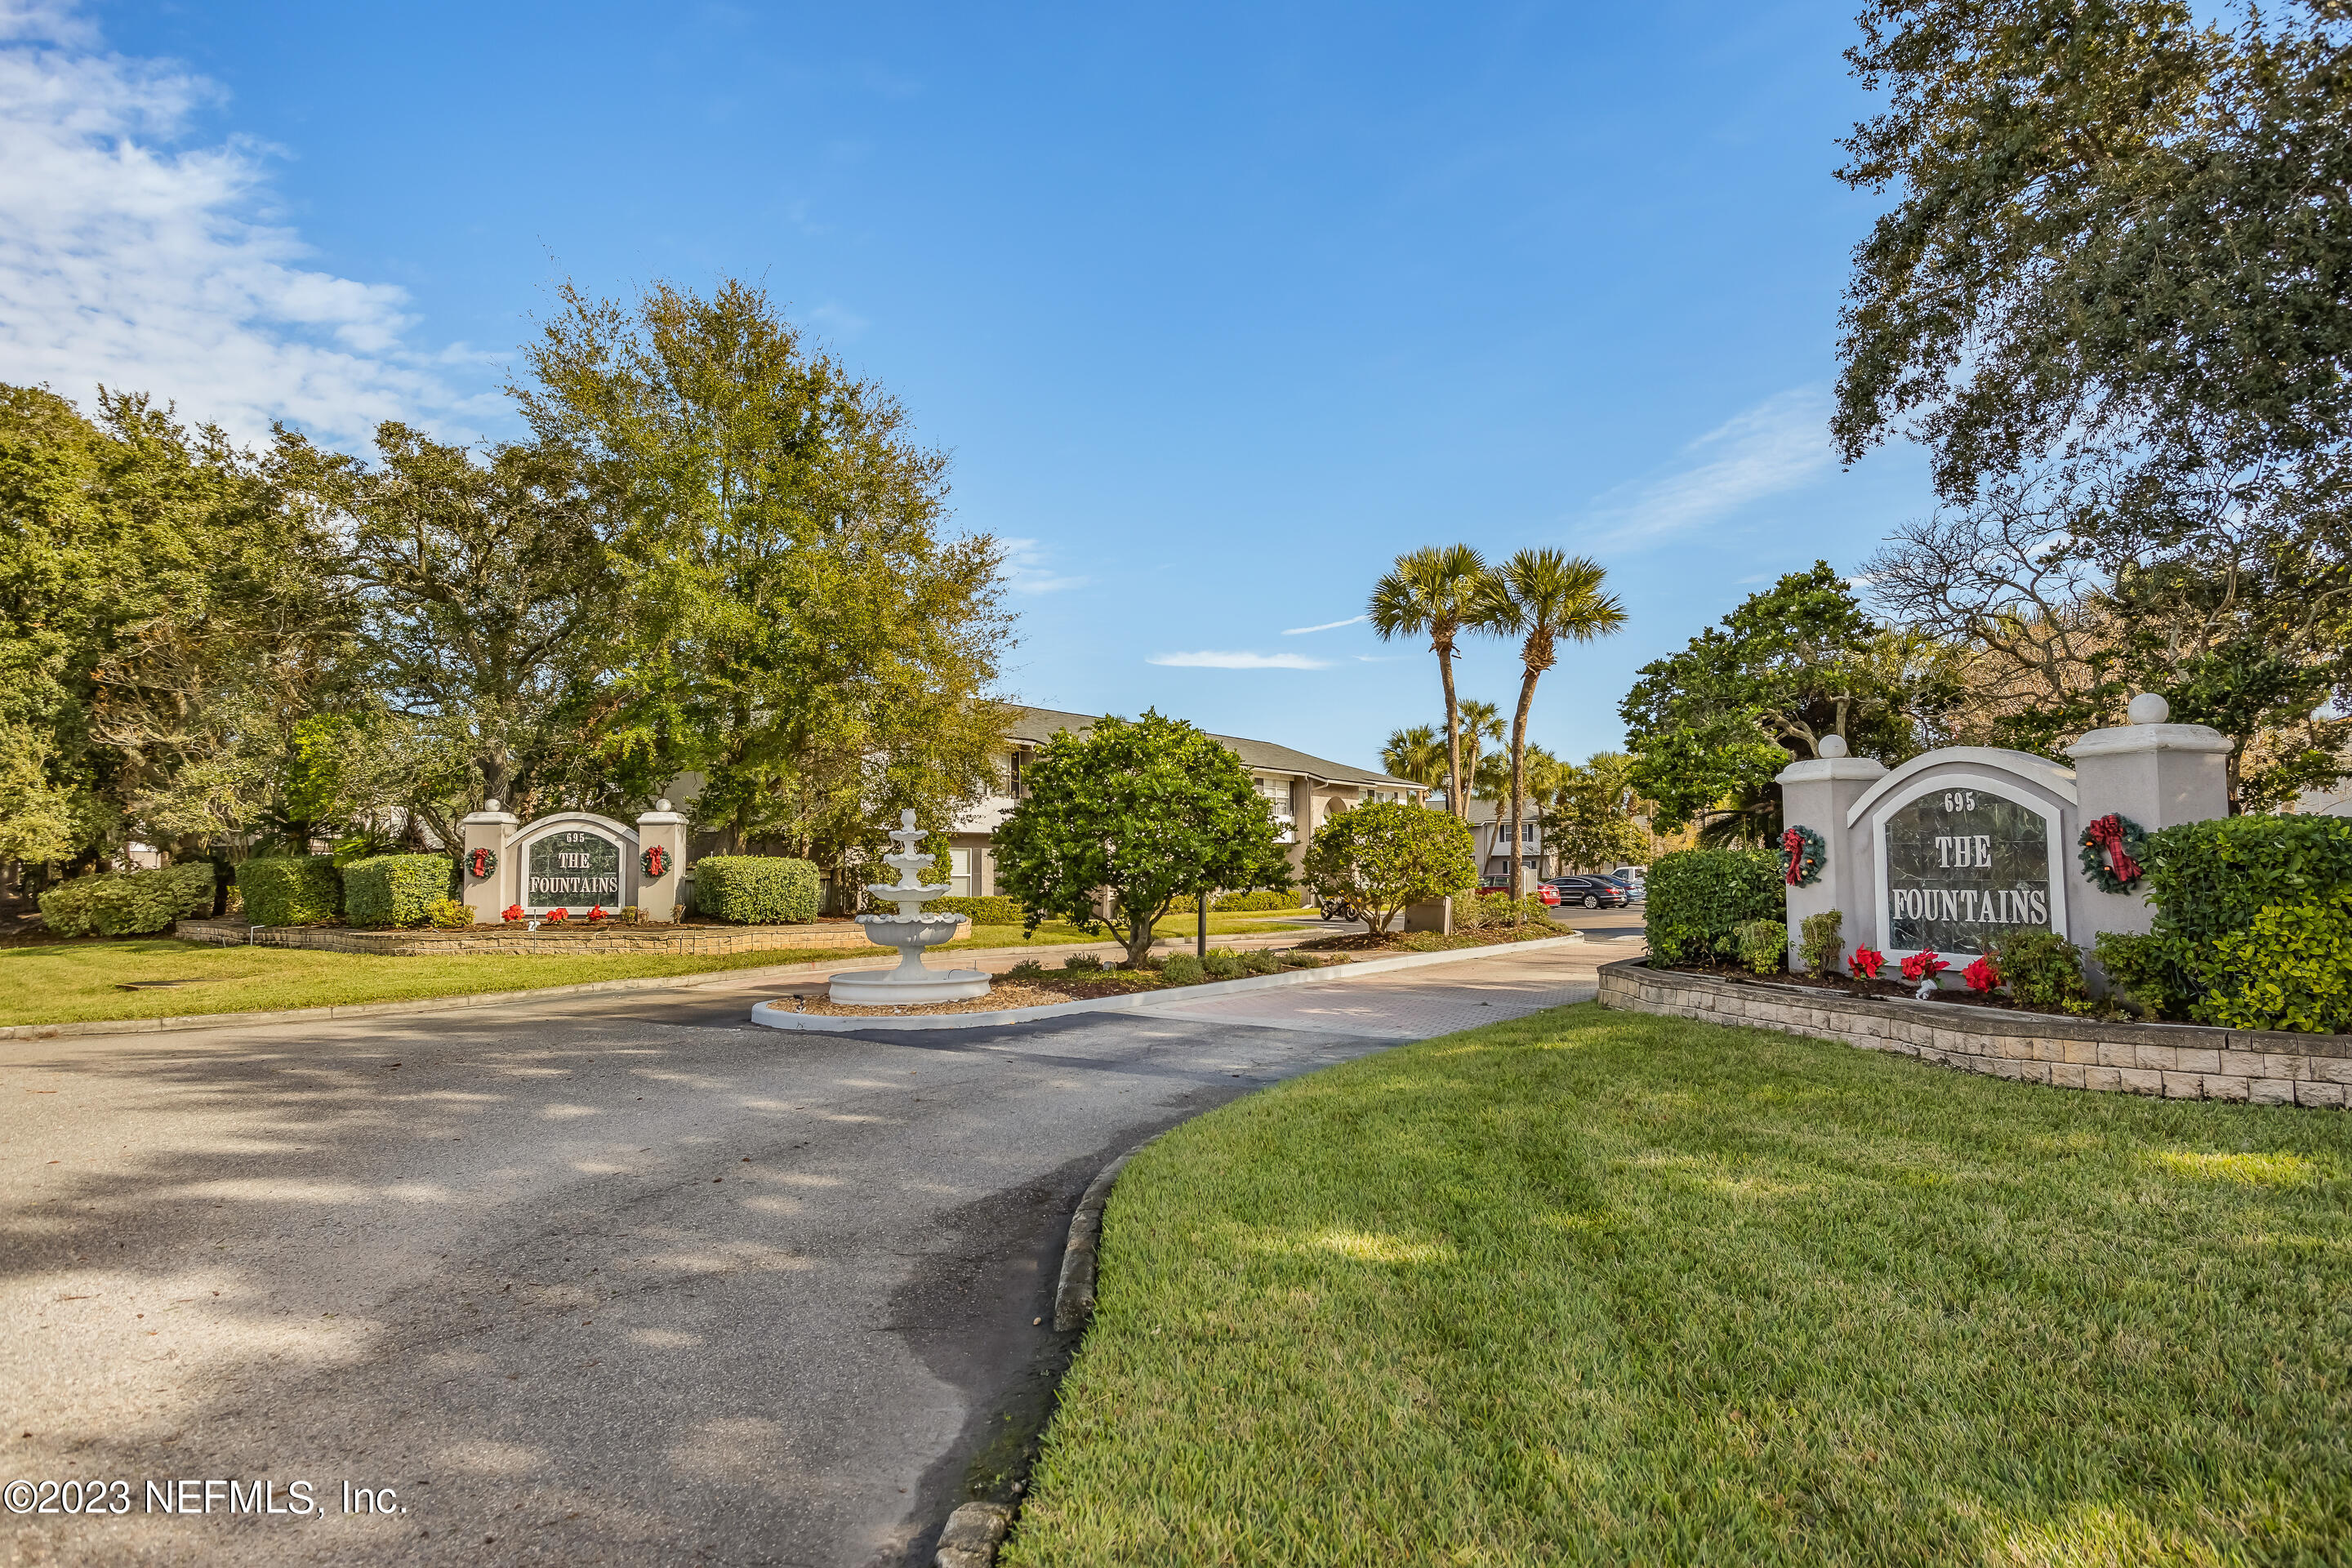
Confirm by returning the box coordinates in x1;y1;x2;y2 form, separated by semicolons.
0;911;1325;1027
1005;1002;2352;1566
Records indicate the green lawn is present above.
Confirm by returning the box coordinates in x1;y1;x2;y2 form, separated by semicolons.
1005;1003;2352;1566
0;910;1322;1027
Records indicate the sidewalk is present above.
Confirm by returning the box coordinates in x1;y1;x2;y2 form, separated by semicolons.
1129;933;1638;1039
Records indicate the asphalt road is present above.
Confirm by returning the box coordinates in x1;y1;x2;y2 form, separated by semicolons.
2;993;1401;1567
2;932;1633;1567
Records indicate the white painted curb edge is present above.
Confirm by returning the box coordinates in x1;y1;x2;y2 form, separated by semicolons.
748;931;1588;1034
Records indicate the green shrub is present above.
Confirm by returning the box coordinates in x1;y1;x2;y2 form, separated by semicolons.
425;898;474;930
1798;910;1843;975
1734;920;1786;976
1201;948;1245;980
2093;930;2189;1018
693;855;820;924
235;856;342;926
1162;953;1206;985
1646;849;1783;965
1241;948;1281;975
1063;951;1105;973
1168;888;1301;914
38;862;216;938
1278;950;1327;969
2194;892;2352;1033
2140;814;2352;949
342;854;455;929
929;895;1022;925
1996;929;2092;1013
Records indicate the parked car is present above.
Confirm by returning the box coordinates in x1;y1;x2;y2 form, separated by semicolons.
1477;880;1561;906
1546;875;1630;910
1605;871;1646;903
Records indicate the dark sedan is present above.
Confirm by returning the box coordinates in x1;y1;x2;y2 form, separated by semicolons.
1545;875;1630;910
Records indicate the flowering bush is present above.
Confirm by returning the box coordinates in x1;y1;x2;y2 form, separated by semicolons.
501;903;525;923
545;907;568;924
1850;947;1886;979
1900;950;1949;983
587;905;608;923
1962;955;2002;992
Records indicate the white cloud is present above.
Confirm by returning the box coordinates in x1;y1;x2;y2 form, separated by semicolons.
1582;387;1836;555
1281;614;1364;635
0;2;493;446
1000;537;1086;595
1147;650;1331;670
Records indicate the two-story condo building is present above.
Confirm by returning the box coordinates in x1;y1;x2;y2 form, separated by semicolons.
945;706;1430;895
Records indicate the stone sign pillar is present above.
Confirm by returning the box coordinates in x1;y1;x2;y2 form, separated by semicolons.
459;799;519;925
2063;694;2232;939
635;800;688;923
1774;736;1887;965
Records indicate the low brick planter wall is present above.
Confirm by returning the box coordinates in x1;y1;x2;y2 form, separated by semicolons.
1597;956;2350;1107
171;917;923;958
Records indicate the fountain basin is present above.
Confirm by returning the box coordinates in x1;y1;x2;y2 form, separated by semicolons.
827;966;993;1005
857;914;966;948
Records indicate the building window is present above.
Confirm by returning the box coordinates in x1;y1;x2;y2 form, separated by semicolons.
1009;751;1027;800
950;847;977;897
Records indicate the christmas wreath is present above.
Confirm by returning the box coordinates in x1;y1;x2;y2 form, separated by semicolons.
1780;824;1827;888
467;846;497;880
2078;811;2147;893
641;844;670;879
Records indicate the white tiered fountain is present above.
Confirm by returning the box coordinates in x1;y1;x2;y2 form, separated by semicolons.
824;810;991;1006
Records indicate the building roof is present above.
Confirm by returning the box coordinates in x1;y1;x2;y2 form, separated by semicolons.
1004;706;1425;791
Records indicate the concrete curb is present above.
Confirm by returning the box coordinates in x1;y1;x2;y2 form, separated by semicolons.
933;1501;1013;1568
1054;1134;1161;1332
748;931;1588;1035
935;1132;1160;1567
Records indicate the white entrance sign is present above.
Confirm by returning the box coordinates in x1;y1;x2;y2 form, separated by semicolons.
1877;783;2059;956
1774;703;2233;983
528;827;622;910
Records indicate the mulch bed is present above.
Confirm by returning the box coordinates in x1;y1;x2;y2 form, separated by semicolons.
1655;960;2114;1020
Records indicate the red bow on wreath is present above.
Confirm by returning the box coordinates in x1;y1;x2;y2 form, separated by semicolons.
467;846;496;879
1781;828;1802;884
2084;813;2141;884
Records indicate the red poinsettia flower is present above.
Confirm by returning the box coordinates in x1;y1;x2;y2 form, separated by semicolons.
1900;950;1950;982
587;905;608;922
501;904;524;923
1962;955;2002;992
1850;947;1886;979
545;907;568;923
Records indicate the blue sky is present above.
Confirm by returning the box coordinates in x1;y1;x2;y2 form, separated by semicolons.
0;0;1931;773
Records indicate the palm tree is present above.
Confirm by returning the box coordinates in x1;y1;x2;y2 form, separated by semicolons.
1454;697;1505;809
1473;550;1627;892
1380;724;1448;791
1368;545;1490;820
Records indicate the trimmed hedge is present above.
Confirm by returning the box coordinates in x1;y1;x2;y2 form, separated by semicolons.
343;853;457;929
235;856;343;926
2100;814;2352;1028
2141;814;2352;948
693;855;820;924
929;895;1018;924
38;862;215;938
1645;848;1783;966
1167;888;1304;914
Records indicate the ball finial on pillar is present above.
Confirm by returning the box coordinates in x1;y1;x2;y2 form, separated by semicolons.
2127;693;2171;726
1819;733;1849;759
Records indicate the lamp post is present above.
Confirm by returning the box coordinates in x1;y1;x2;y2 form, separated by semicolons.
1196;886;1208;960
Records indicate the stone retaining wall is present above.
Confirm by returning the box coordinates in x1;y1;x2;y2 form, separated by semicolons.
172;916;915;958
1597;957;2350;1107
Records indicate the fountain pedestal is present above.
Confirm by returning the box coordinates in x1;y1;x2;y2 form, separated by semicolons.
826;811;991;1005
